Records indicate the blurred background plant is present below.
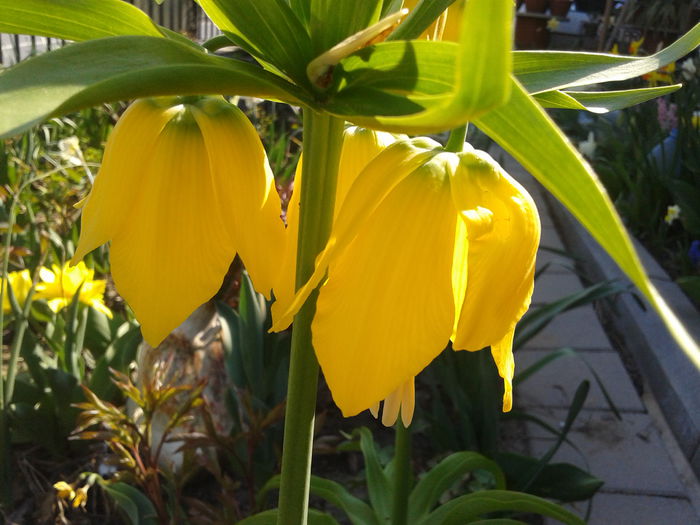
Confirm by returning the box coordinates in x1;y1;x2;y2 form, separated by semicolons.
554;49;700;304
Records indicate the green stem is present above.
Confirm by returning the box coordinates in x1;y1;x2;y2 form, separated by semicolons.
445;124;468;153
391;422;412;525
0;195;18;511
276;110;345;525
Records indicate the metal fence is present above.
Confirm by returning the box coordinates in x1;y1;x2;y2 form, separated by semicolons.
0;0;220;67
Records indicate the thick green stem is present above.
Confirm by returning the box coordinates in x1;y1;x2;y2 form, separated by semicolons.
445;124;468;153
276;110;345;525
391;422;412;525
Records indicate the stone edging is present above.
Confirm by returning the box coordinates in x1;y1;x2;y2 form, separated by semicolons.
543;193;700;478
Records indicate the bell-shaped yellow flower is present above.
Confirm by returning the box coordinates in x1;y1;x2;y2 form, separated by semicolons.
2;269;32;314
36;262;112;318
72;96;285;346
272;126;400;319
272;139;540;425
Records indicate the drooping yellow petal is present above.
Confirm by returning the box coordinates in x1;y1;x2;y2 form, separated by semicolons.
72;99;180;262
270;138;441;332
272;126;401;322
335;126;402;221
108;110;238;346
450;149;540;351
312;155;459;416
402;0;448;41
491;329;515;412
191;98;286;299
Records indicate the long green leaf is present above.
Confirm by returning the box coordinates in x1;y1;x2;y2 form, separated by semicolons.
409;452;505;521
197;0;313;87
0;36;307;139
358;427;392;523
0;0;163;41
423;490;585;525
513;23;700;93
535;84;682;113
309;475;381;525
331;0;512;133
474;78;700;371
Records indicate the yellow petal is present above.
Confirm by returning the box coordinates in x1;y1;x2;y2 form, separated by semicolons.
72;99;180;262
270;138;441;332
450;149;540;351
491;329;515;412
109;108;238;346
312;155;459;416
191;98;285;299
272;126;399;323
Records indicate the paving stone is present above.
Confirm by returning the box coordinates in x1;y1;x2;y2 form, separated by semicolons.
532;272;585;305
522;305;613;349
528;409;686;495
544;493;699;525
515;348;644;412
540;224;566;250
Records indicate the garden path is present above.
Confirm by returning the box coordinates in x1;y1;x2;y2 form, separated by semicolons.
496;149;700;524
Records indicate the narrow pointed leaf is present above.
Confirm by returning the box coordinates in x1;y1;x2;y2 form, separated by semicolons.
534;84;681;113
358;428;392;522
197;0;312;86
423;490;585;525
308;476;380;525
513;23;700;93
0;36;307;139
474;79;700;370
329;0;512;133
0;0;163;41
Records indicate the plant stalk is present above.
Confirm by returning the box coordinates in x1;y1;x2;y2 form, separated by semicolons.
445;124;468;153
391;421;412;525
276;110;345;525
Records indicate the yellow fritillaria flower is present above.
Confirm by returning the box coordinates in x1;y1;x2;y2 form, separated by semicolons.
272;126;401;321
272;139;540;426
36;262;112;318
71;96;285;346
2;269;32;314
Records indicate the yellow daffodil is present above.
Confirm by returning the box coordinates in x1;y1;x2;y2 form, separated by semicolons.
2;269;32;314
665;204;681;225
272;139;540;425
71;96;285;346
36;262;112;318
629;36;644;55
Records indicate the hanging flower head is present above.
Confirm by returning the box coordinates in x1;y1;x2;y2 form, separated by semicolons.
71;96;285;346
272;138;540;425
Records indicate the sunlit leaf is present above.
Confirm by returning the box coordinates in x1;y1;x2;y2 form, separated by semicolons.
0;0;162;41
513;23;700;93
329;0;512;133
0;36;308;139
535;84;682;113
474;79;700;370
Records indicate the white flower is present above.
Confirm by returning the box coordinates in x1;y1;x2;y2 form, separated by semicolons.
681;58;697;81
665;204;681;225
578;131;596;159
57;136;83;167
